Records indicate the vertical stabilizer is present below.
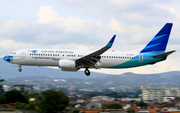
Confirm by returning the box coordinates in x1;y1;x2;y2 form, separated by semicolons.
140;23;173;53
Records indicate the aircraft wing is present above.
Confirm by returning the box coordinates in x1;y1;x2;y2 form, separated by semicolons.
76;35;116;68
153;50;176;58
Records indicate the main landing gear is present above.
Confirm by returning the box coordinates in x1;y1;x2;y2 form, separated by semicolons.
18;66;22;72
84;68;90;76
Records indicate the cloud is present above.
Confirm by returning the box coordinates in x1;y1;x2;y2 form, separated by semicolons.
108;19;125;33
0;39;27;49
36;5;102;34
0;19;32;37
36;5;59;24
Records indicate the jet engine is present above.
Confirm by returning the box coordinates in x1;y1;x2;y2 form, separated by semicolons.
59;59;77;71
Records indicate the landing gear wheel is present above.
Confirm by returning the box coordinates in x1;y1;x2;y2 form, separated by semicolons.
18;68;22;72
85;69;90;76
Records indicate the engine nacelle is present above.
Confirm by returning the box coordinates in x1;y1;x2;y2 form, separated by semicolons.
59;59;76;70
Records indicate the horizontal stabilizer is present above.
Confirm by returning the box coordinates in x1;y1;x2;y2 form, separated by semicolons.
153;50;176;58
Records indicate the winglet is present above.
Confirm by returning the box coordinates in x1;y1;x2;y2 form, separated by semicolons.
105;35;116;48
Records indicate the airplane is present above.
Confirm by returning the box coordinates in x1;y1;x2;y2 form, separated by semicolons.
3;23;176;76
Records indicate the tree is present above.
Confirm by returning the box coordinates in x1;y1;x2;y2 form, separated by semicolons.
175;97;180;100
136;101;147;109
15;101;26;109
0;77;5;95
127;109;136;113
72;109;80;113
19;86;29;96
0;96;6;103
83;95;91;99
15;101;36;110
3;90;28;104
37;90;69;113
102;103;122;109
27;92;40;98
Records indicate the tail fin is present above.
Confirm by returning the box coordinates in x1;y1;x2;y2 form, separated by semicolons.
140;23;173;53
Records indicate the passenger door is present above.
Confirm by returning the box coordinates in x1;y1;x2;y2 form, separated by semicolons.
139;54;143;63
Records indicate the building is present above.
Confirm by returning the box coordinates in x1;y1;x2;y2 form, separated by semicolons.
86;101;102;110
164;95;175;102
136;109;161;113
91;96;115;102
121;97;141;102
102;101;132;110
165;87;180;97
8;84;33;94
141;86;164;102
81;110;126;113
69;96;86;106
127;106;161;113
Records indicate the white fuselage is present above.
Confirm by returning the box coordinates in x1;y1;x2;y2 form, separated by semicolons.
8;49;138;69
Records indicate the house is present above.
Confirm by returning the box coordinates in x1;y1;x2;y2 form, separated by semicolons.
161;103;178;111
136;109;161;113
69;96;86;105
127;106;140;110
81;110;103;113
92;96;115;102
127;106;161;113
81;109;126;113
86;101;102;110
121;97;141;102
149;102;162;109
102;101;132;110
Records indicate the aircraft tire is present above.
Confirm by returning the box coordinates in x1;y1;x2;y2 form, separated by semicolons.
85;69;90;76
18;68;22;72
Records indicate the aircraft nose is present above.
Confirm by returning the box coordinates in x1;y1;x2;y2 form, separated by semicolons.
3;55;13;62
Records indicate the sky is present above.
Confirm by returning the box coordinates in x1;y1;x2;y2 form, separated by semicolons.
0;0;179;75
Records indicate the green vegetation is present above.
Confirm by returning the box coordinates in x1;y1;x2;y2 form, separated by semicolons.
136;100;147;109
37;90;69;113
0;77;5;95
15;101;26;109
0;86;69;113
175;96;180;100
83;94;91;99
15;101;36;110
0;89;28;104
102;103;122;109
127;109;136;113
72;109;80;113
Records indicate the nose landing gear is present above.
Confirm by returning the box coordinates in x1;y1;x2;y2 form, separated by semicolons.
84;68;90;76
